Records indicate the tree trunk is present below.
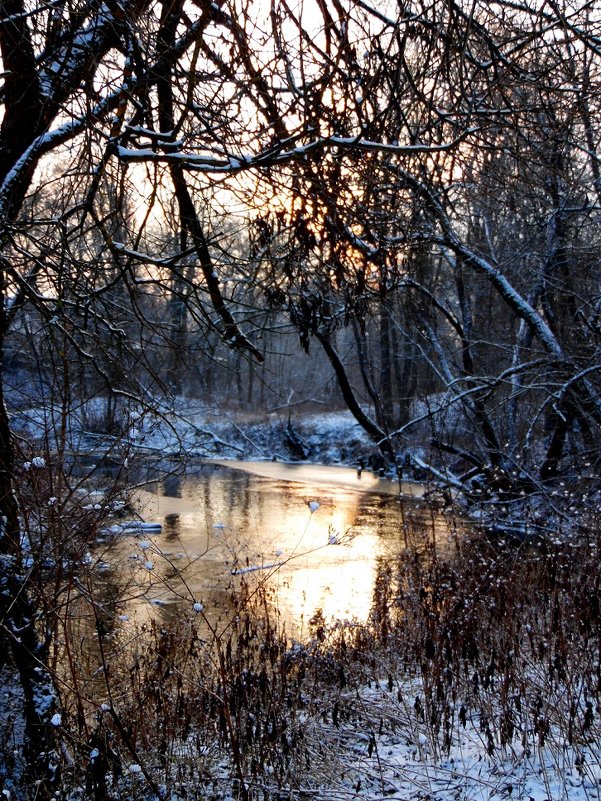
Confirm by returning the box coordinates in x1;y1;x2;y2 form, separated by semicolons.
351;320;384;426
378;304;394;430
316;331;395;462
0;282;59;795
540;402;572;481
390;312;417;429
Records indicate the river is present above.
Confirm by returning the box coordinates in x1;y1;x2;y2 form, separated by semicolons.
100;461;458;635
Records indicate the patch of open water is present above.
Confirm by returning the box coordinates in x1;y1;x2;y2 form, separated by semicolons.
100;461;459;635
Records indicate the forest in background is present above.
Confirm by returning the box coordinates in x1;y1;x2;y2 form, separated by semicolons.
1;0;601;796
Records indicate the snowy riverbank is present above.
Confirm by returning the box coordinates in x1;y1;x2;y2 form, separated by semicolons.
4;403;601;801
10;400;376;466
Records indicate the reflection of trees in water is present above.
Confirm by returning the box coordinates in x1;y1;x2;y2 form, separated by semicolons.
162;471;184;501
162;513;181;542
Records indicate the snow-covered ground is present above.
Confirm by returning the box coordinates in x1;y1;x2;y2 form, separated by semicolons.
107;669;601;801
130;403;376;465
9;397;375;466
300;678;601;801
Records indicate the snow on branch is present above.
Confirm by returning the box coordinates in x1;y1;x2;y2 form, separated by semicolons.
411;454;464;491
116;130;479;172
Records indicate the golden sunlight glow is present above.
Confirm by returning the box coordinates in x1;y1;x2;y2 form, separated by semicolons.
105;464;429;634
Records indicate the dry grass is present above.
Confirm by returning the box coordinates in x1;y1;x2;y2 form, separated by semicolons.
5;507;601;800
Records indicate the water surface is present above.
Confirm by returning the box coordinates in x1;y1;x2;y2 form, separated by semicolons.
103;461;456;634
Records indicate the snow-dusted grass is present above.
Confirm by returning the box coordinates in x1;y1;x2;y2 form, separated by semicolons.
277;531;601;801
30;519;600;801
293;678;601;801
327;632;593;792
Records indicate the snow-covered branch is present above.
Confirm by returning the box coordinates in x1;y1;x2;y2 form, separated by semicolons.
116;130;480;172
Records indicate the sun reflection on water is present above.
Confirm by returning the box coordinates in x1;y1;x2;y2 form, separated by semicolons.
103;462;446;636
